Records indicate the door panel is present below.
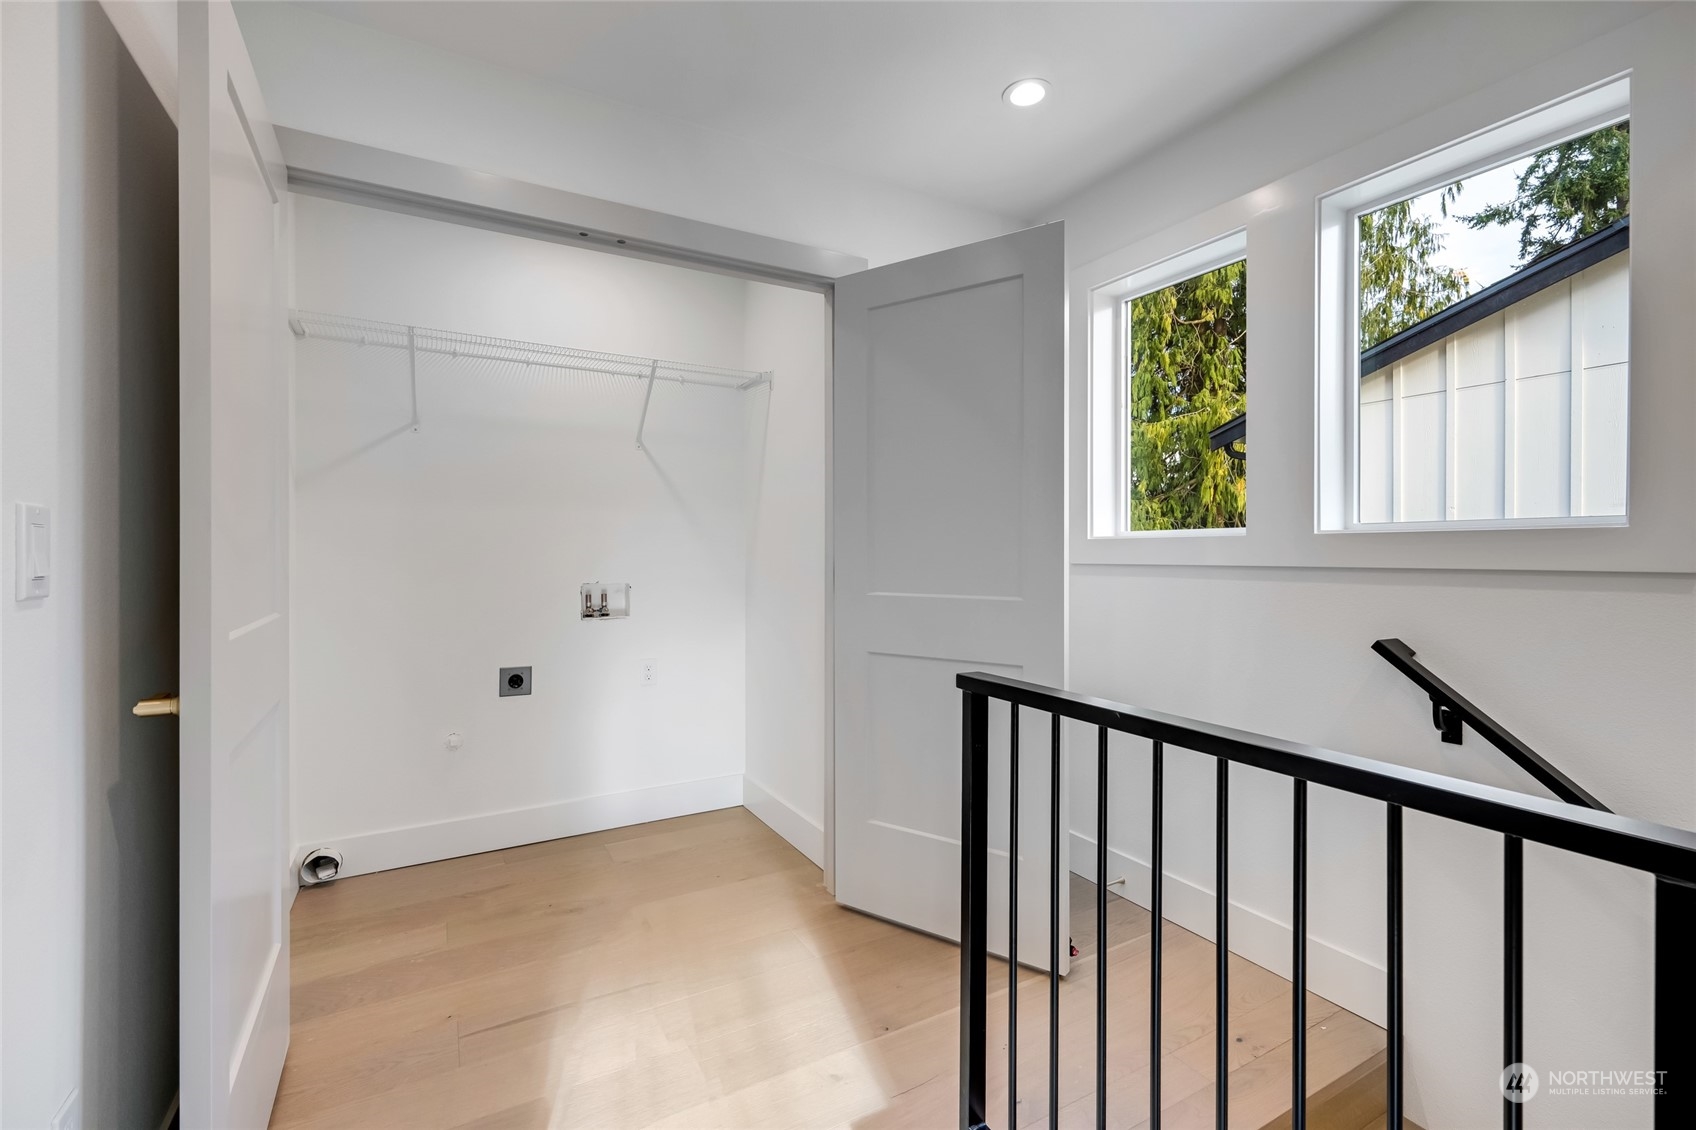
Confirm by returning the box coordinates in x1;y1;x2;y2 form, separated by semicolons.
834;224;1066;970
179;3;292;1126
865;277;1026;598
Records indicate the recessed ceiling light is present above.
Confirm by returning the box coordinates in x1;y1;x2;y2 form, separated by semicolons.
1002;78;1049;108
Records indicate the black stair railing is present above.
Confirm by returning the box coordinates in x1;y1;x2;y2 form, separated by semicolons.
1375;637;1619;1130
956;671;1696;1130
1373;638;1608;812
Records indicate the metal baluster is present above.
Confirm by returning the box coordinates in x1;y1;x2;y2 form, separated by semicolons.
1050;713;1062;1130
1387;805;1404;1130
1151;742;1165;1130
1097;726;1109;1130
1009;705;1019;1130
1216;758;1230;1130
1655;877;1693;1129
1292;780;1308;1130
1503;836;1523;1130
960;691;989;1130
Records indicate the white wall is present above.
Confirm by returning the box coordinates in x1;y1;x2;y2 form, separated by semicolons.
2;6;180;1128
1048;5;1693;1128
741;283;831;867
234;2;1018;271
1;10;87;1123
291;195;762;875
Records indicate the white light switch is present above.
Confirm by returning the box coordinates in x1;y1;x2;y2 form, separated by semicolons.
14;503;49;601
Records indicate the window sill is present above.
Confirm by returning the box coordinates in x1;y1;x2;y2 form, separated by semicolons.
1091;527;1249;541
1335;514;1628;535
1069;518;1689;574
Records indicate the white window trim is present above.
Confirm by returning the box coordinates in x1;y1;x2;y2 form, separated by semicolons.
1086;229;1248;540
1316;75;1632;534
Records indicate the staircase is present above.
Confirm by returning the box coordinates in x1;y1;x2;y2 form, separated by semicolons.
1256;1053;1423;1130
974;874;1402;1129
954;669;1696;1130
1097;875;1398;1130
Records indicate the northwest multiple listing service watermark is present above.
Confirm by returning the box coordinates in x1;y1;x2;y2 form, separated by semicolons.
1501;1063;1669;1102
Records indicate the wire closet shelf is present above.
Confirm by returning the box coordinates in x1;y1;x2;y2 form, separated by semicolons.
288;309;772;449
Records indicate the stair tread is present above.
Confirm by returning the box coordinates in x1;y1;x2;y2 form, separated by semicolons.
967;875;1387;1130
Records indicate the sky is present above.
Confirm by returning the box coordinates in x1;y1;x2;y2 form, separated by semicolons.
1404;155;1536;296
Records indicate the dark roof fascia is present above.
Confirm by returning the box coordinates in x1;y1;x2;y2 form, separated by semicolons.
1208;413;1247;450
1359;216;1629;378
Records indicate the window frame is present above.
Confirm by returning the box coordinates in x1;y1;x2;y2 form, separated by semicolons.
1067;39;1690;575
1086;229;1248;540
1316;76;1632;534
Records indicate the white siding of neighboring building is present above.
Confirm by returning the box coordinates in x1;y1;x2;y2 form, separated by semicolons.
1359;250;1629;523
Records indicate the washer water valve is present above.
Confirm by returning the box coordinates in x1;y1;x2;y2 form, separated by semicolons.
580;581;630;619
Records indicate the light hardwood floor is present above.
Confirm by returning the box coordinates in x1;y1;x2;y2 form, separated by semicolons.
271;808;1384;1130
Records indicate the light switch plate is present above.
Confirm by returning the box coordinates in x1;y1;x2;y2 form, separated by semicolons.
15;503;49;601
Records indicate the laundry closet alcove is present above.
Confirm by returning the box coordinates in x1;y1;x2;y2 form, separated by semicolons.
288;193;829;878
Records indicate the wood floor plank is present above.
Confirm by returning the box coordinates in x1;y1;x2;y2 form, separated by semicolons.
290;921;451;984
274;808;1383;1130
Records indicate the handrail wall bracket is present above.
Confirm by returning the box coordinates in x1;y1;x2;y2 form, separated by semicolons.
1373;637;1609;812
1432;698;1463;745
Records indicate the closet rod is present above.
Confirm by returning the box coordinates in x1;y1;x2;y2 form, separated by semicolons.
288;311;771;392
293;324;761;390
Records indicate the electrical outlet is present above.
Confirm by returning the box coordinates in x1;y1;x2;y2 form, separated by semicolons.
640;659;657;685
499;666;532;697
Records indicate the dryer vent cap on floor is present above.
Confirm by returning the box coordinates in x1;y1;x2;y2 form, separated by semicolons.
300;848;344;886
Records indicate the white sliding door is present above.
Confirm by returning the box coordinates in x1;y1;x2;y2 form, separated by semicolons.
833;223;1066;969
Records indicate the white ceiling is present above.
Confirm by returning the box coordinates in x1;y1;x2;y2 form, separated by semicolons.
295;1;1402;220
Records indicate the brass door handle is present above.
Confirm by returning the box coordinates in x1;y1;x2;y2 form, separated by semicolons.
133;694;179;717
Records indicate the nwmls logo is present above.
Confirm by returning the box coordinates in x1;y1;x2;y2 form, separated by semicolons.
1500;1062;1669;1101
1500;1063;1539;1103
1547;1068;1669;1096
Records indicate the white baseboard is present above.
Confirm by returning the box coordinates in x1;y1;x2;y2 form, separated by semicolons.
742;775;824;867
299;774;745;880
1069;830;1384;1026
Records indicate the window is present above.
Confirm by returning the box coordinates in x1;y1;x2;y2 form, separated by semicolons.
1318;78;1630;531
1126;258;1247;531
1087;231;1248;536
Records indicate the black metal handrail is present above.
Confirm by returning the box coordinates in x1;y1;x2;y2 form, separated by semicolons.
956;670;1695;1130
1373;638;1608;812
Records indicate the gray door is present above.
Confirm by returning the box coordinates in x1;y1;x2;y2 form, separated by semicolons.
832;223;1066;969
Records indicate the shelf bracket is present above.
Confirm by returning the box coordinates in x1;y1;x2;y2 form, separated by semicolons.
406;325;421;432
634;360;659;451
